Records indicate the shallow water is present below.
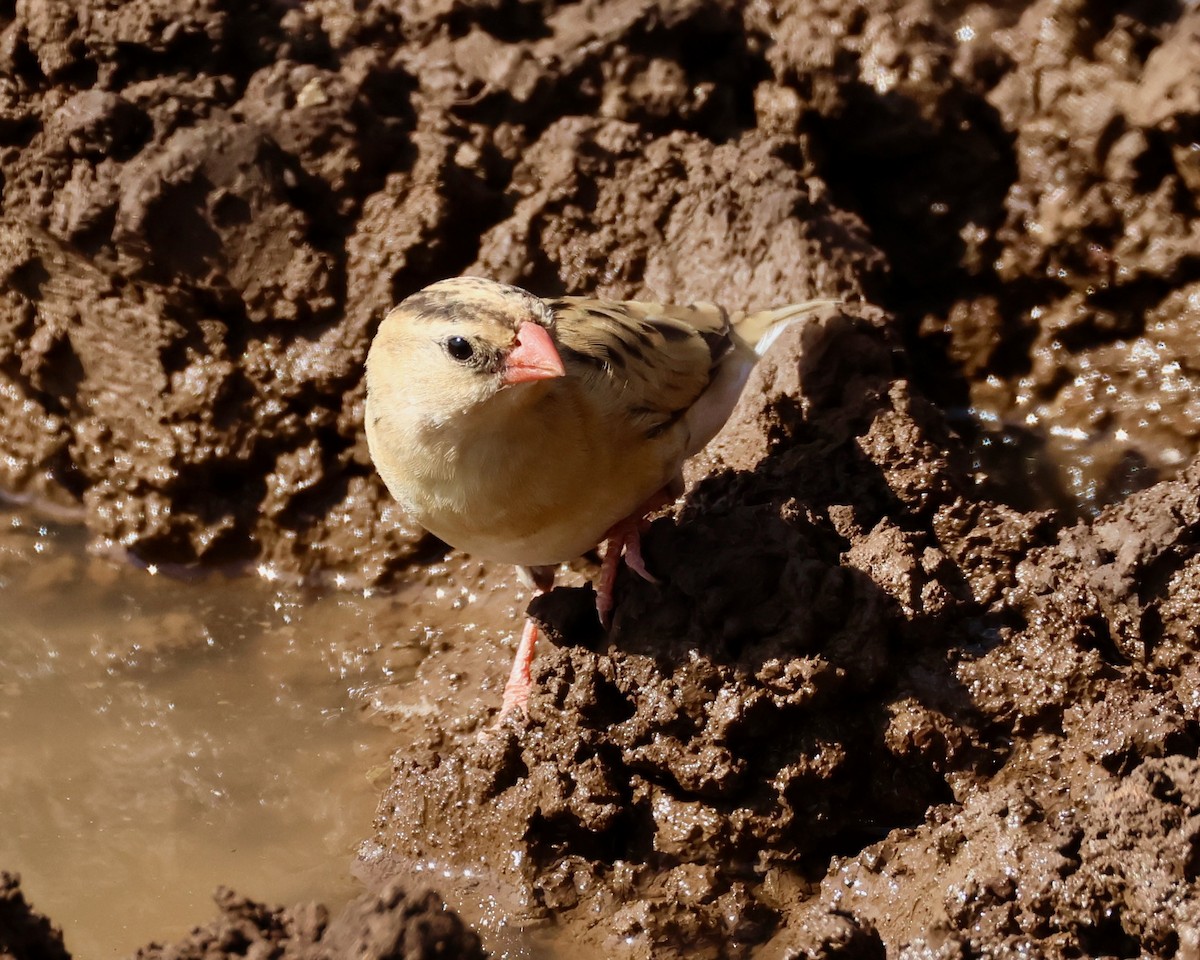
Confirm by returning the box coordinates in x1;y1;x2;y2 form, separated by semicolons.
0;504;401;958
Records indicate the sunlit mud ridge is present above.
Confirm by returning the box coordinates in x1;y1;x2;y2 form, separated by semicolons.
1;0;1198;957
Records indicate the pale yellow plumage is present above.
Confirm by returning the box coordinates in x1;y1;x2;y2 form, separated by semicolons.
364;276;835;716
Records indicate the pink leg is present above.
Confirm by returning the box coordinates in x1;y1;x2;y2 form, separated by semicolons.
595;483;679;626
596;539;620;629
498;618;540;720
496;564;557;722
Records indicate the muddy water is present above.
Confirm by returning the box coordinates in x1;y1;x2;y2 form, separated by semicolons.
0;503;403;958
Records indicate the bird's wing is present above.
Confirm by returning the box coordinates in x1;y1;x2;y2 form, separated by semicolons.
732;299;844;356
547;297;739;440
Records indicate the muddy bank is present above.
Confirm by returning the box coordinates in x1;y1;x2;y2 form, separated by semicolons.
130;883;487;960
370;320;1199;955
0;873;485;960
0;0;1198;958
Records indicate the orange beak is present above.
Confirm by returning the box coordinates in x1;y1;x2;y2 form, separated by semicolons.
501;321;566;385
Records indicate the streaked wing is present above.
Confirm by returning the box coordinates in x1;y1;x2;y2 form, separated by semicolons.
547;297;735;438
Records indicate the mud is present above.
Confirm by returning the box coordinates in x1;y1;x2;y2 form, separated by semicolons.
129;882;486;960
1;873;69;960
1;873;485;960
0;0;1198;958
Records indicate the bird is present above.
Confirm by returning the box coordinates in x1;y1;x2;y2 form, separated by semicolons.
364;277;836;720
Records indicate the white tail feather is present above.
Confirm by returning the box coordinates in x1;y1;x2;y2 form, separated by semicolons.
735;299;844;356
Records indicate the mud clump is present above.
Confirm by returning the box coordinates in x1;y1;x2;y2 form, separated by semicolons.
1;0;1199;958
0;873;70;960
126;883;485;960
0;0;435;582
925;4;1200;516
791;460;1200;955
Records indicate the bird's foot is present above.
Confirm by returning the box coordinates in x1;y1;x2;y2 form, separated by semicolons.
596;513;660;627
496;617;539;723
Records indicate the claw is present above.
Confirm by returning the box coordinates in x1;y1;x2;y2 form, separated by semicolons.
621;525;659;585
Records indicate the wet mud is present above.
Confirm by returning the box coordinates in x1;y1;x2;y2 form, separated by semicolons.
1;0;1198;958
1;873;69;960
1;873;486;960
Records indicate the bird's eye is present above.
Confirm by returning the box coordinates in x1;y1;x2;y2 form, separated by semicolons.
445;336;475;363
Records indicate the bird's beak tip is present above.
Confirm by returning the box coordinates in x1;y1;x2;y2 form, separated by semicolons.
501;321;566;385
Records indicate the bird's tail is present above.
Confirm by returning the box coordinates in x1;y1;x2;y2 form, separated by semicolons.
734;299;843;356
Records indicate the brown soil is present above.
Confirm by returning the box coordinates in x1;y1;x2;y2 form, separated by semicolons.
3;872;488;960
1;0;1198;958
1;873;69;960
3;873;492;960
133;884;486;960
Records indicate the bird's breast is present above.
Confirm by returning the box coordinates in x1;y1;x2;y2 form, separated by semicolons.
371;384;683;566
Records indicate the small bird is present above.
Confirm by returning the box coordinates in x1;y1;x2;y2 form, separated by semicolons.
364;277;833;719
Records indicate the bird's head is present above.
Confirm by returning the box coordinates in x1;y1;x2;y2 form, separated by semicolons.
366;277;566;431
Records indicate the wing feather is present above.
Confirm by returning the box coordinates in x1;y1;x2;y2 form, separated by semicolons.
547;294;838;452
549;297;736;438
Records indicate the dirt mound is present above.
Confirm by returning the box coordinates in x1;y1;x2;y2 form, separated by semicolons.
370;320;1199;957
369;306;1199;957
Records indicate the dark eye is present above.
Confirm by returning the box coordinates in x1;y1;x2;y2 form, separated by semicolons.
445;336;475;363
